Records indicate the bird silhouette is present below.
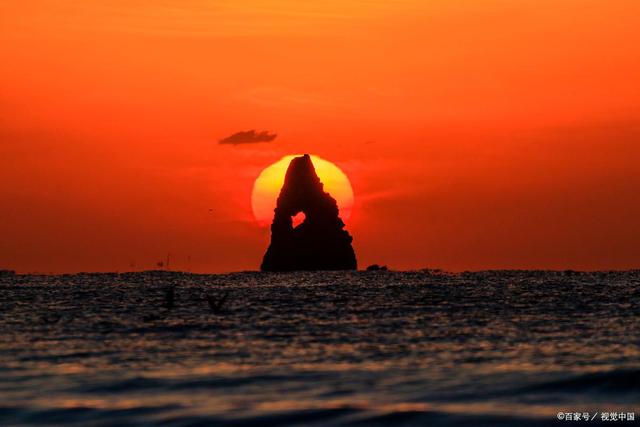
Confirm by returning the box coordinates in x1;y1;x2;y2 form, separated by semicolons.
206;292;229;314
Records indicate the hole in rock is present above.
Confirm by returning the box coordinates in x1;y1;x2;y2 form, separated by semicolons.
292;211;306;228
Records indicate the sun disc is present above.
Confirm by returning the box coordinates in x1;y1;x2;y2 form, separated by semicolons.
251;155;353;226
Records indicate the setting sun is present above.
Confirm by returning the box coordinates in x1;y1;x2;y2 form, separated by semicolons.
251;155;354;227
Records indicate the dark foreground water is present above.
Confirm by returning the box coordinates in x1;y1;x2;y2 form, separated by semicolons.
1;270;639;426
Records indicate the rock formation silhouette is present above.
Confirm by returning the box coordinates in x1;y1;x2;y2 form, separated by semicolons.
261;154;357;271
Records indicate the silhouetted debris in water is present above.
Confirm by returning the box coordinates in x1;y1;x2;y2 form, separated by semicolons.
163;287;175;310
261;154;357;271
206;292;229;314
366;264;388;271
420;268;446;276
40;313;62;324
142;313;165;322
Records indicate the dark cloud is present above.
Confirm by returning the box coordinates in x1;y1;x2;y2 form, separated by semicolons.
219;129;277;145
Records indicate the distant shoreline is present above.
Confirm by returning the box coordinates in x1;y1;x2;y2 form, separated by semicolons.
3;268;640;277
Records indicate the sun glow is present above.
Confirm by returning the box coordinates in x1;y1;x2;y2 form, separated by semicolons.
251;155;354;227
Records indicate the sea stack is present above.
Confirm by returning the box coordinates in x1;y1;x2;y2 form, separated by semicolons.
261;154;357;271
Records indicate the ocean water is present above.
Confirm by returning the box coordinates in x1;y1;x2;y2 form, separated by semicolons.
1;270;639;426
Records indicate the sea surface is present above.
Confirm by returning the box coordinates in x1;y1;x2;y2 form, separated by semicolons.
1;270;639;426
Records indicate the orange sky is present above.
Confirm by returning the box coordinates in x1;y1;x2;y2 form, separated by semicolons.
1;1;639;273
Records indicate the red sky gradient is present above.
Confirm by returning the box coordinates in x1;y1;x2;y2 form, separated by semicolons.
1;1;639;273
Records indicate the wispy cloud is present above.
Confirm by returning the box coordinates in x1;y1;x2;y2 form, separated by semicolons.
219;130;277;145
